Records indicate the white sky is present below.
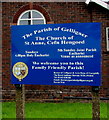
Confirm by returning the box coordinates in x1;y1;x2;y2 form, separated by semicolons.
102;0;109;1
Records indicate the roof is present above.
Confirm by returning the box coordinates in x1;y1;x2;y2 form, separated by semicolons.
85;0;109;10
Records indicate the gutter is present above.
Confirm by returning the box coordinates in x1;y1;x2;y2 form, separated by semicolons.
85;0;109;10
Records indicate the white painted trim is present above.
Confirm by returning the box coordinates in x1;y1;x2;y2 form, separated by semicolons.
85;0;109;10
92;0;109;10
31;10;33;25
106;27;109;51
17;10;46;25
85;0;91;4
19;18;45;21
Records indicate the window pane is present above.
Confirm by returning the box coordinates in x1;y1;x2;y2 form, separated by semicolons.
21;11;31;19
32;11;43;18
33;20;44;25
19;20;31;25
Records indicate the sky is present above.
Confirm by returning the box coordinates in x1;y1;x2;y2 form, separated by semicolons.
102;0;109;1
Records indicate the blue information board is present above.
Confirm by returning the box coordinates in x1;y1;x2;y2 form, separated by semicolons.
11;23;101;86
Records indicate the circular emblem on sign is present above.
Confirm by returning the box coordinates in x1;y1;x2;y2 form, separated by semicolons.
12;62;28;81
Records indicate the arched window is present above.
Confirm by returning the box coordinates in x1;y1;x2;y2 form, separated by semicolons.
17;10;46;25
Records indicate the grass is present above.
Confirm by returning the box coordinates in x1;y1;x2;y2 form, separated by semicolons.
1;102;108;119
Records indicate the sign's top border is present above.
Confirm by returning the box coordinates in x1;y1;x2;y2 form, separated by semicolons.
10;22;101;27
1;0;86;2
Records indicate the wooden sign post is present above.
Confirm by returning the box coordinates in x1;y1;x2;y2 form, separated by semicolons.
92;86;100;120
15;84;25;120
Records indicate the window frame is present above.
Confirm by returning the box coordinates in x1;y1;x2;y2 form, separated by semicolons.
17;10;46;25
106;27;109;51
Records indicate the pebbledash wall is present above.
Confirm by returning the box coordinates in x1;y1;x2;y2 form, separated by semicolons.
2;2;109;101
